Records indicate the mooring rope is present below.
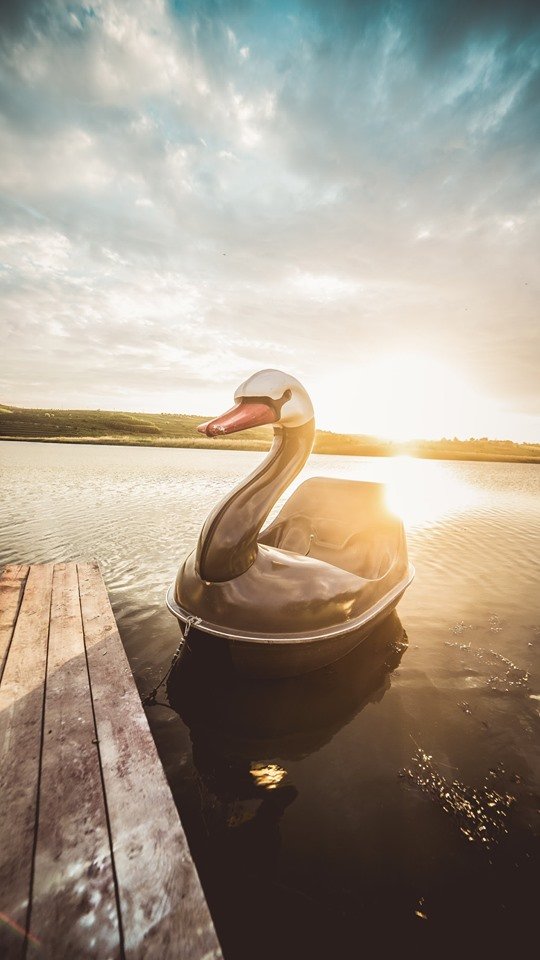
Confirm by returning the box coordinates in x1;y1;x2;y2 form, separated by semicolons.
142;616;201;706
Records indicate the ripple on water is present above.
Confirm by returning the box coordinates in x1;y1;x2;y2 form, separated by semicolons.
1;442;539;949
444;639;530;693
401;748;515;849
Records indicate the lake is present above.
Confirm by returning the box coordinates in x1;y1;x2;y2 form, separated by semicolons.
1;441;539;955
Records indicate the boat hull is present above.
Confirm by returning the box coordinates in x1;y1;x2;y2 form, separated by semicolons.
166;564;413;679
228;589;407;678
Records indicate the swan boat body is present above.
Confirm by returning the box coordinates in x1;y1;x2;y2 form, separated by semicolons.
167;369;414;679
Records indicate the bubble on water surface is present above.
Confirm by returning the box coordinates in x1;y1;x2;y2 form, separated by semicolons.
445;640;472;653
389;633;409;656
444;641;530;692
415;897;428;920
401;748;515;849
450;620;475;636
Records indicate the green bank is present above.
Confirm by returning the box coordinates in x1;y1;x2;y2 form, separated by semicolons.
0;404;538;463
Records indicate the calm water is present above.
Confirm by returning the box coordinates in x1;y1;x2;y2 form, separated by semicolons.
1;441;539;954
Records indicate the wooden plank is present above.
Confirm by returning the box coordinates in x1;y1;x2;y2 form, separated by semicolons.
30;563;121;959
78;561;222;960
0;565;29;685
0;563;53;960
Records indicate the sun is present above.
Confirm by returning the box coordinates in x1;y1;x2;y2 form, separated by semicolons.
359;353;472;440
314;352;488;441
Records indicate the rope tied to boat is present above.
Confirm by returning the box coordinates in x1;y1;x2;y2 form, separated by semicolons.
142;616;201;706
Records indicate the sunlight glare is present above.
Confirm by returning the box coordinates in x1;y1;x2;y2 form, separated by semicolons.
249;762;287;790
314;352;492;440
384;456;482;528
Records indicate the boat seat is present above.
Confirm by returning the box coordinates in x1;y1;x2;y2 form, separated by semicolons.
258;477;404;581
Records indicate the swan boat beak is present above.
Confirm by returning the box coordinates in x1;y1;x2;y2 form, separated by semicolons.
198;401;278;437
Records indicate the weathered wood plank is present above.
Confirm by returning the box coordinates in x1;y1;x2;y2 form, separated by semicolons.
0;563;53;960
30;563;121;959
78;561;222;960
0;565;29;685
0;564;25;580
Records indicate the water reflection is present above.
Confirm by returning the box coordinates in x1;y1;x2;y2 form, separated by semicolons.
2;443;539;953
167;612;407;846
274;454;486;533
383;456;482;528
249;763;288;790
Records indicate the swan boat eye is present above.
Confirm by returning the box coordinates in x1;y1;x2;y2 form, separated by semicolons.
240;388;292;418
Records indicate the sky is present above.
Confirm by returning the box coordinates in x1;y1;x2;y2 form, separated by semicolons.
1;0;539;441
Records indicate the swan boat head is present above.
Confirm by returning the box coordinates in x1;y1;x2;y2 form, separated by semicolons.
198;369;315;437
167;369;414;678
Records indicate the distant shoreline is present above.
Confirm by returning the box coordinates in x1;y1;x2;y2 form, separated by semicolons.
1;403;538;464
1;434;538;464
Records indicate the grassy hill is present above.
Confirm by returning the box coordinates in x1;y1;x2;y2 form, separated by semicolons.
0;403;538;463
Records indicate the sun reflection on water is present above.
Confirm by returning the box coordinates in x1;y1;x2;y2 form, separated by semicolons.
384;457;482;528
249;763;287;790
281;454;485;532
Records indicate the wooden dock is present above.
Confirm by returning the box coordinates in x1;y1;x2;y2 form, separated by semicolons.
0;562;222;960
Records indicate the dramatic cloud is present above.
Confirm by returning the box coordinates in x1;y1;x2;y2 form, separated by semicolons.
1;0;539;438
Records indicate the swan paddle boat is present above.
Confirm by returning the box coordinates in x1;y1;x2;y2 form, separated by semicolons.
167;369;414;678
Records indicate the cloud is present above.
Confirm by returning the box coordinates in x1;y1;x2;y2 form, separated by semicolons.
0;0;539;438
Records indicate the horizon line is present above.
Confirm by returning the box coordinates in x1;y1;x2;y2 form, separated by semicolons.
1;401;538;448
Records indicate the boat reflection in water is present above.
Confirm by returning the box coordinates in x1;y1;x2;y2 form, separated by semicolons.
167;612;407;864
